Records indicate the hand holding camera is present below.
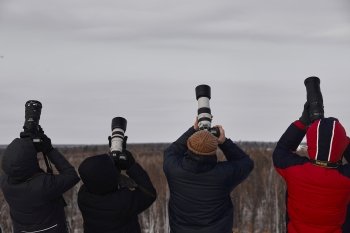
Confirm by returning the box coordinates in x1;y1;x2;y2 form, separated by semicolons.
35;133;54;155
214;125;226;144
115;150;135;170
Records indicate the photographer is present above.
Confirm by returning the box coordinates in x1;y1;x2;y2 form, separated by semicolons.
273;104;350;233
77;120;157;233
163;118;254;233
343;145;350;233
0;133;80;233
0;100;79;233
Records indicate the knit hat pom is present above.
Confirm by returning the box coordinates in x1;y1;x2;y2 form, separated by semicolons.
187;130;218;156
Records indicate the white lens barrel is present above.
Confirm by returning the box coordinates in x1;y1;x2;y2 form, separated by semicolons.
197;97;210;109
110;128;125;153
197;97;212;129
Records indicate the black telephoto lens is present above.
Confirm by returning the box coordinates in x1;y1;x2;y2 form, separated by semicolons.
304;76;324;121
110;117;127;155
24;100;42;132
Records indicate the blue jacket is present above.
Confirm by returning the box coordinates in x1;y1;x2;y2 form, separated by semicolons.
163;127;254;233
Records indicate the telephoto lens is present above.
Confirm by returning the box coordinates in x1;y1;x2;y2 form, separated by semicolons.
24;100;42;130
195;84;220;137
304;76;324;122
110;117;127;157
195;84;212;130
23;100;42;142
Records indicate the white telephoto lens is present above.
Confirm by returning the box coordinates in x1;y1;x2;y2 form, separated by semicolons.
110;128;125;153
197;97;210;109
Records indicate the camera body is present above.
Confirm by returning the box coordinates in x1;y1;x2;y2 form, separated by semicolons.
195;85;220;137
22;100;43;143
110;117;127;157
304;77;324;122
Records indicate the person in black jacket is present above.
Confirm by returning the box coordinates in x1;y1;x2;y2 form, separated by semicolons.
0;134;80;233
343;145;350;233
78;150;157;233
163;119;254;233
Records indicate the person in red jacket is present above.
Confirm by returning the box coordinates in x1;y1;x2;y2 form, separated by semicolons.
273;104;350;233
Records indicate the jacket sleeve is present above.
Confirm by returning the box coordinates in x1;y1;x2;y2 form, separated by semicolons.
343;204;350;232
219;138;254;189
273;120;309;177
121;163;157;216
343;138;350;163
163;127;196;172
41;149;80;200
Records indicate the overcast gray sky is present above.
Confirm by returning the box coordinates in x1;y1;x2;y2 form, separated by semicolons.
1;0;350;144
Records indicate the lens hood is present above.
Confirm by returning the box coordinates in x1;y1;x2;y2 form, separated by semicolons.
195;84;211;100
111;117;127;131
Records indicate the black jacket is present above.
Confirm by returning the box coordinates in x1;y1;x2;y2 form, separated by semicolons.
78;155;157;233
163;127;254;233
0;138;80;233
343;144;350;233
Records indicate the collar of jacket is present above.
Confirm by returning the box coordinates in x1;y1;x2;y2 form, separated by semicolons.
310;159;342;168
182;150;217;173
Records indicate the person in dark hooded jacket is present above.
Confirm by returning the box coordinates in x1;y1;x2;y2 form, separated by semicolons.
342;149;350;233
78;150;157;233
343;204;350;233
163;119;254;233
273;104;350;233
0;134;80;233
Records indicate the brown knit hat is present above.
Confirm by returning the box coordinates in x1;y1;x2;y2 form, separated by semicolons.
187;130;218;156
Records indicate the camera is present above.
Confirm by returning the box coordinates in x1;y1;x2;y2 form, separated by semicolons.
23;100;43;143
22;100;54;173
110;117;127;157
195;84;220;137
304;76;324;122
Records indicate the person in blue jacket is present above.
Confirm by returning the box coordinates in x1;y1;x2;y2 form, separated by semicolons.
163;118;254;233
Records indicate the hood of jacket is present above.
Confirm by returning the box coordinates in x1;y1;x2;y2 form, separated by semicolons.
1;137;41;183
307;117;348;164
78;154;120;195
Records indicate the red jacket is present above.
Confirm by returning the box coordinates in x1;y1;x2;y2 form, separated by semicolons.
273;120;350;233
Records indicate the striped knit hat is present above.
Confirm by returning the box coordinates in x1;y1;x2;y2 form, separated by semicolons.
306;117;348;165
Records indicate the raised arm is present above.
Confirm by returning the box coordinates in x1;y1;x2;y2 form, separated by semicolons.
216;125;254;188
124;162;157;215
343;138;350;163
273;120;309;168
164;117;199;161
39;135;80;200
273;103;312;176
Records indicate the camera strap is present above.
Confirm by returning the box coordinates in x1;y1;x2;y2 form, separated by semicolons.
43;154;53;174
